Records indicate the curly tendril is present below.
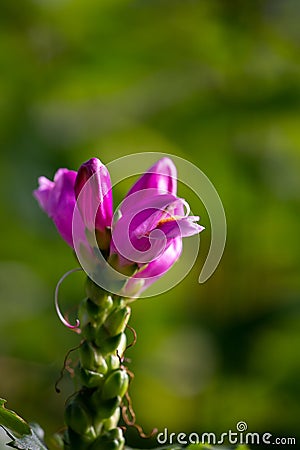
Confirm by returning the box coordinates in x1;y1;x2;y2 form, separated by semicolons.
54;267;83;331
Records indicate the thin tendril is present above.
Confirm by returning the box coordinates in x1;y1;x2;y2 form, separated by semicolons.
122;391;158;438
122;391;136;425
121;368;157;439
125;324;137;351
55;342;82;393
133;423;158;439
55;267;83;331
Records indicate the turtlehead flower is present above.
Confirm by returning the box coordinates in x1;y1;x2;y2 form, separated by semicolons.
34;157;204;296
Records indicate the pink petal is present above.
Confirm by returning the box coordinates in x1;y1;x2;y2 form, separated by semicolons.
111;193;178;264
158;216;205;239
75;158;113;232
123;158;177;212
34;169;77;247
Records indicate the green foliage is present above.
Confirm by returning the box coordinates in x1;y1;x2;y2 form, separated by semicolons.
2;423;47;450
0;399;48;449
0;400;30;437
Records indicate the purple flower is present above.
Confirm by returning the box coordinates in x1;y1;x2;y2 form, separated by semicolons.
74;158;113;251
74;158;112;234
34;169;77;247
34;157;204;296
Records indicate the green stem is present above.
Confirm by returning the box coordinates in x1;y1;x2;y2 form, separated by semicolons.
64;277;130;450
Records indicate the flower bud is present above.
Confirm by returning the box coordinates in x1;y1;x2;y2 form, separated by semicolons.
66;425;94;450
95;330;123;355
106;355;120;372
64;397;94;437
74;158;112;252
81;322;97;341
104;307;130;336
88;427;125;450
103;407;120;431
80;368;105;388
79;341;108;373
85;277;113;308
102;369;129;400
92;395;121;421
86;297;112;325
116;332;127;357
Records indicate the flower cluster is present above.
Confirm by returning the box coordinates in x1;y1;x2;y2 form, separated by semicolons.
34;157;204;296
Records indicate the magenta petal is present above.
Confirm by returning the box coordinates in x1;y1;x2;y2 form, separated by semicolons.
34;169;77;247
123;158;177;212
158;217;205;238
74;158;113;232
111;193;178;264
128;157;177;195
136;237;182;279
34;176;54;211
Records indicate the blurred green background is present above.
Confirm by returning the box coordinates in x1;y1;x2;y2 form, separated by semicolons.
0;0;300;448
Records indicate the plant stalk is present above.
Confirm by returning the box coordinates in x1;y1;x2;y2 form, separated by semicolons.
64;277;130;450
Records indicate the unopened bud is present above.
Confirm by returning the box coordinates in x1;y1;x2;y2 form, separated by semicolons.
81;322;97;341
80;368;105;388
66;428;94;450
95;330;123;355
103;407;121;431
106;355;120;372
88;427;125;450
116;333;127;358
92;396;121;421
64;397;94;437
102;369;129;400
79;341;108;373
104;307;130;336
86;297;113;324
86;277;113;308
